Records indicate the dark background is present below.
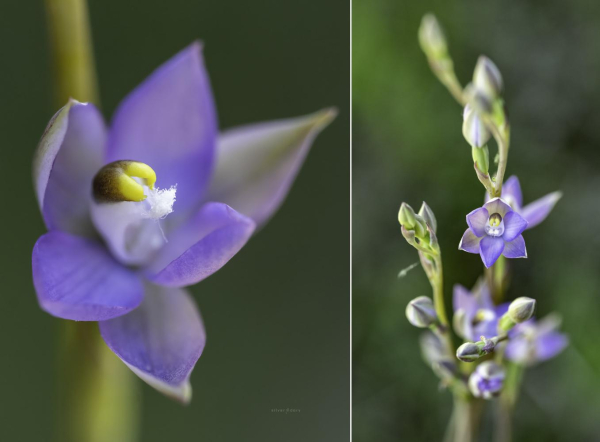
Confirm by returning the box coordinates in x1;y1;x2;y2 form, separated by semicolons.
0;1;349;441
353;0;600;441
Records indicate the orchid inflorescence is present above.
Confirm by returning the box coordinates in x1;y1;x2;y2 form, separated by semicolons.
399;14;567;440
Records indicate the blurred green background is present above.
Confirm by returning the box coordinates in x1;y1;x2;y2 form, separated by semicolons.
353;0;600;441
0;1;348;441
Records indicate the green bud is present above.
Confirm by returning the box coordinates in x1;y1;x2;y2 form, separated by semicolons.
456;342;482;362
418;202;437;233
473;56;503;101
398;203;417;229
508;297;536;323
406;296;437;328
413;215;428;239
418;14;447;58
471;146;490;174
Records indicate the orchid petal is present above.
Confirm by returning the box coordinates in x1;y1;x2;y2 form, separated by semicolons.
100;284;205;403
502;176;523;208
521;191;562;229
32;232;143;321
107;42;217;214
459;228;481;254
536;332;568;361
466;207;489;237
504;338;529;364
479;236;505;268
33;100;106;236
453;285;477;316
483;197;512;218
146;202;255;287
207;108;337;228
502;211;528;242
502;235;527;259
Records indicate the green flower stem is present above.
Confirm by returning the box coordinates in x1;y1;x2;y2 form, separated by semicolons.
44;0;99;104
57;322;140;442
493;363;524;442
44;1;140;441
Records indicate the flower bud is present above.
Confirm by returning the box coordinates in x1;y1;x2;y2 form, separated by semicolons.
456;342;482;362
473;56;503;101
463;105;491;148
406;296;437;328
398;203;417;229
418;202;437;233
468;361;505;399
398;203;428;239
471;146;490;174
418;14;447;58
508;297;536;323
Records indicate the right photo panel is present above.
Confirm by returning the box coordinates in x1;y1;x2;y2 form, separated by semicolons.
353;2;600;441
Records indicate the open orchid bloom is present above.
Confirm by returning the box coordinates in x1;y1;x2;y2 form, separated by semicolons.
505;314;568;366
486;176;562;229
32;43;336;402
452;281;508;341
459;197;529;268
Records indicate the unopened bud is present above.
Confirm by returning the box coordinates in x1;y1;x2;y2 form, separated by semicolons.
456;342;482;362
508;297;536;323
406;296;437;328
418;202;437;233
473;56;503;101
472;146;490;174
468;361;505;399
418;14;447;58
398;203;417;229
463;104;491;148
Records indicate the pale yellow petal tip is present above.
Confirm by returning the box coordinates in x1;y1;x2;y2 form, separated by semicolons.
312;107;339;128
125;362;193;405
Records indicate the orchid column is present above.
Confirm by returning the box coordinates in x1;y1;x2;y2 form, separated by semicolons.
44;0;140;441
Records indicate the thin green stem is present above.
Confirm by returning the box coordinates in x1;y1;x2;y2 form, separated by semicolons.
44;0;99;104
44;1;140;441
432;254;449;327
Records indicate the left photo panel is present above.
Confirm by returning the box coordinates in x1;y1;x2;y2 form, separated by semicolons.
0;1;349;441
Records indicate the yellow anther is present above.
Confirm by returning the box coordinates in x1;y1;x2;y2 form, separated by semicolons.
489;213;502;227
93;160;157;203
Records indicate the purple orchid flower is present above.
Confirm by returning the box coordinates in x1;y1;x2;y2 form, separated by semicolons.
459;197;528;268
468;361;505;399
452;281;508;341
487;175;562;229
505;314;568;366
32;43;335;403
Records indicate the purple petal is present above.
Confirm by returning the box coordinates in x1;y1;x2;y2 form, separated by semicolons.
33;100;106;236
502;211;528;242
100;284;205;403
483;197;512;218
107;42;217;215
479;236;505;268
32;232;143;321
453;285;477;316
207;109;337;228
536;332;568;361
504;338;529;364
521;191;562;229
146;202;255;287
474;281;494;310
459;228;481;254
502;235;527;259
494;302;510;318
502;176;523;208
466;207;489;237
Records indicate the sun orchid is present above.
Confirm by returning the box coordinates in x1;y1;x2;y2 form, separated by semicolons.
459;197;529;268
505;315;568;366
32;42;335;402
452;282;508;341
487;175;562;229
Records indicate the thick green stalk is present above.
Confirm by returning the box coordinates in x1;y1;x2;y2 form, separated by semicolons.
44;1;140;440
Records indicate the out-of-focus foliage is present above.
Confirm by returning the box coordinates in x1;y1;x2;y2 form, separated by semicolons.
353;1;600;441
